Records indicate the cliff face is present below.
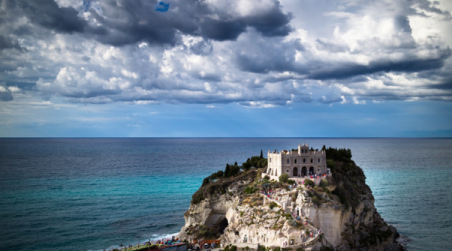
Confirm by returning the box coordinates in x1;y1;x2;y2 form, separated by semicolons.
179;160;404;251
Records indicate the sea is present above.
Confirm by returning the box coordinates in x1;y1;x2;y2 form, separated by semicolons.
0;138;451;251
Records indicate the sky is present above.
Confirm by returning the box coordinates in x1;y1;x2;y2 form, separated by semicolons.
1;0;452;137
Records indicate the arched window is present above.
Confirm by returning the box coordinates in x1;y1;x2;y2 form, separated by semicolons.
310;158;313;163
294;159;297;164
318;158;320;163
303;158;306;163
287;159;289;164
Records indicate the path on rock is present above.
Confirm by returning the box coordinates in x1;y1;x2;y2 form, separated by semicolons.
258;186;322;249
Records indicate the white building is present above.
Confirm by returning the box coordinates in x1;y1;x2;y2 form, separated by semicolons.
264;143;328;180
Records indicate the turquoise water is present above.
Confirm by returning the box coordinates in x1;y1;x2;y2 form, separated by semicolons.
0;138;451;250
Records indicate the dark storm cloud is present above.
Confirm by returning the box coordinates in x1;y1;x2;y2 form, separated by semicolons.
244;5;293;37
411;0;452;19
426;76;452;90
200;18;247;41
0;35;25;51
308;48;451;80
2;0;292;46
394;15;412;33
91;0;291;44
11;0;87;33
236;38;307;74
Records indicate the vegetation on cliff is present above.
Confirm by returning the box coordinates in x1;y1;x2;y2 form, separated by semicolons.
192;151;267;204
324;146;372;211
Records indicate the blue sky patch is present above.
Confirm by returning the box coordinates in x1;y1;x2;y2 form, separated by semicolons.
155;2;170;12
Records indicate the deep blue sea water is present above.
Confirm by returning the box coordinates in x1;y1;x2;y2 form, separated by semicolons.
0;138;451;251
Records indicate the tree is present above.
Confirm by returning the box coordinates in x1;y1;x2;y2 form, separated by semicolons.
250;156;261;168
260;149;263;158
258;158;267;168
225;164;230;177
279;173;289;183
242;158;252;170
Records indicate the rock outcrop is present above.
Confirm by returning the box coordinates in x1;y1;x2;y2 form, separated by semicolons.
178;155;405;251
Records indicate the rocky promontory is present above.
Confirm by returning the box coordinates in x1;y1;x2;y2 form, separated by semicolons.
178;147;405;251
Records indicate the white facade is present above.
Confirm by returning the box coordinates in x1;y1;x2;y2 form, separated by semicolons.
264;143;327;180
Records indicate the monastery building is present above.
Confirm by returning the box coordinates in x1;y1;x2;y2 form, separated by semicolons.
264;143;328;180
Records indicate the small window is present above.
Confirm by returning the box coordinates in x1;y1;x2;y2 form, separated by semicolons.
310;158;313;163
287;159;289;164
318;158;320;163
303;158;306;163
294;159;297;164
287;170;289;173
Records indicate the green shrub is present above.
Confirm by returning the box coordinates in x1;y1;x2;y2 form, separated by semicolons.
244;186;258;194
296;248;305;251
230;246;237;251
282;213;292;220
250;156;263;168
208;170;224;180
191;191;204;204
304;179;314;187
264;175;270;180
202;178;209;187
326;159;335;169
320;179;329;188
287;179;295;185
269;202;278;209
242;158;252;170
316;187;324;193
332;186;349;209
312;196;320;205
325;147;352;161
258;158;268;168
225;164;241;177
279;173;289;183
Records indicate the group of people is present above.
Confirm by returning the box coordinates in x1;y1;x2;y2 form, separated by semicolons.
311;173;327;179
261;189;278;200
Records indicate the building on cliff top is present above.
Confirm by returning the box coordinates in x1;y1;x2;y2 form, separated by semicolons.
265;143;328;180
